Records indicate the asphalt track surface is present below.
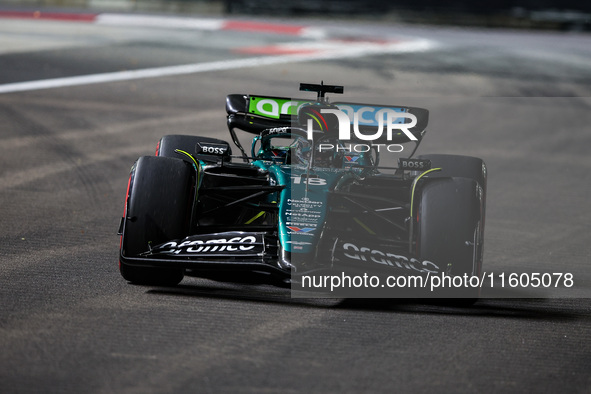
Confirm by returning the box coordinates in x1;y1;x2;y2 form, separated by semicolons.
1;11;590;393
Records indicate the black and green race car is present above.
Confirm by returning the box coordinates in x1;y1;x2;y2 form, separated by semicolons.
118;83;486;297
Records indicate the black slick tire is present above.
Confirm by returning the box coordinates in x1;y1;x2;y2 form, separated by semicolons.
120;156;195;286
417;177;484;301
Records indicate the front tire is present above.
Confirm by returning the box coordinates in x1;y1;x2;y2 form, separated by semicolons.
417;177;484;301
119;156;195;286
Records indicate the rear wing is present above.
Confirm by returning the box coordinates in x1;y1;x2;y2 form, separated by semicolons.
226;94;429;144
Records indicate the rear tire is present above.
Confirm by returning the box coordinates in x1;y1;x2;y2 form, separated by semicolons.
120;156;195;286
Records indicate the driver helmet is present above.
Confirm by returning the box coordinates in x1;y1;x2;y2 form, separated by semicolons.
295;103;345;168
292;135;343;168
297;103;341;138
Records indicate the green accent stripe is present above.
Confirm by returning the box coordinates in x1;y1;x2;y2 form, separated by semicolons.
354;217;376;235
174;149;199;168
174;149;201;201
245;211;266;224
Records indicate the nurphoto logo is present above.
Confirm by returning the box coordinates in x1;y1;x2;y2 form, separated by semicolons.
305;107;418;142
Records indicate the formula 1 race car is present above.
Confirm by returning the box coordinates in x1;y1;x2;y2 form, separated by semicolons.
118;82;486;298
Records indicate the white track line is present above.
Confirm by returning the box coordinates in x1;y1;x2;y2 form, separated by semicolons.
96;14;225;30
0;39;436;94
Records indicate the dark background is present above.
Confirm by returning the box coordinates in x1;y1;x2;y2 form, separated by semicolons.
224;0;591;29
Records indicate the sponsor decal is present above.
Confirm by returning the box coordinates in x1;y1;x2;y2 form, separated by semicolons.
287;226;315;233
286;199;323;214
338;104;407;127
266;126;292;134
286;197;323;238
248;97;308;119
248;96;423;157
247;97;418;142
286;240;313;251
338;242;440;274
151;233;263;256
398;158;431;170
197;142;229;156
